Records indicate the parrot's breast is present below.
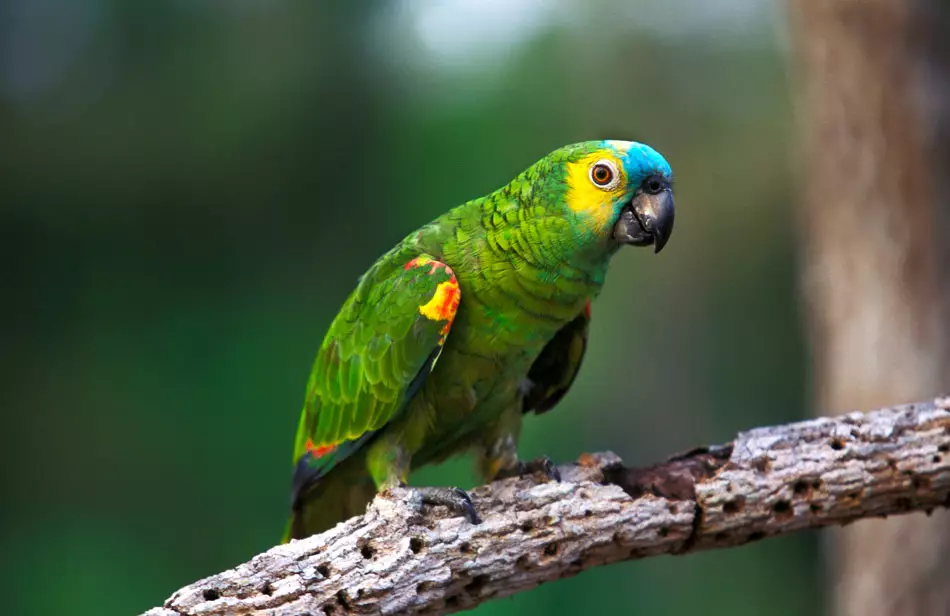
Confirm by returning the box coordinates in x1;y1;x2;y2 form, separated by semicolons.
408;260;599;462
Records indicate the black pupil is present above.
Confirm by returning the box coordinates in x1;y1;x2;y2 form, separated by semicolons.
646;177;664;193
595;166;610;183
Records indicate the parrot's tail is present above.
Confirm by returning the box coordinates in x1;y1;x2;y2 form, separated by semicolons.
282;473;377;542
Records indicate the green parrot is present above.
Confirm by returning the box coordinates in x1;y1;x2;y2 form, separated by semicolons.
285;140;674;541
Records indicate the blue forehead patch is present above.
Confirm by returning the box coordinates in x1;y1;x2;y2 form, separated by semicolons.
602;140;672;183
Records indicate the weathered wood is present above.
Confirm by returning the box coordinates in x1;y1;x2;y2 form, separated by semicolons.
144;396;950;616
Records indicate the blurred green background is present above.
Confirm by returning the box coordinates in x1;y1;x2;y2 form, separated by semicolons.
2;1;816;614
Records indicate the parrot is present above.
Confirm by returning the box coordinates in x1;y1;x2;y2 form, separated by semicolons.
284;139;674;541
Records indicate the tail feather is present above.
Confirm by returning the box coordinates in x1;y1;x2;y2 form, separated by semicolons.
282;468;378;542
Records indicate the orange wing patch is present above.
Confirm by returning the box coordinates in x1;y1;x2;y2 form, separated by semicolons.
419;279;460;323
406;258;461;343
305;437;337;459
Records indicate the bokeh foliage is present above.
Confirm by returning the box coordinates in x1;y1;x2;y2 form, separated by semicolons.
2;1;816;614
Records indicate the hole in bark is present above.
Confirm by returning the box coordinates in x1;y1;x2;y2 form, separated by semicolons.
939;444;949;453
812;479;822;489
912;476;930;490
584;509;592;517
793;480;809;495
410;536;425;554
202;589;220;601
668;503;678;514
417;581;435;594
658;526;670;537
773;500;791;515
465;575;489;595
446;595;460;609
360;543;375;560
847;492;860;500
260;582;273;596
544;543;559;556
459;541;472;553
723;497;745;514
520;520;533;532
748;531;765;542
516;554;531;569
934;455;943;464
887;458;898;470
336;590;351;610
810;503;822;513
316;564;330;578
830;438;845;451
324;605;335;615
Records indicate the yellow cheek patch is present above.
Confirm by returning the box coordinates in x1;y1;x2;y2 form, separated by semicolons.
564;152;625;229
419;279;461;323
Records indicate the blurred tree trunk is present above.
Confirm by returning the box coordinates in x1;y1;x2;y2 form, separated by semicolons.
789;1;950;615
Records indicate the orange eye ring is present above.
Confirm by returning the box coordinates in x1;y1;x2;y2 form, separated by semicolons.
588;160;620;190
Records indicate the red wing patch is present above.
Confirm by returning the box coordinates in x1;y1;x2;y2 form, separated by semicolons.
405;256;456;277
404;256;430;271
584;299;591;318
305;438;338;459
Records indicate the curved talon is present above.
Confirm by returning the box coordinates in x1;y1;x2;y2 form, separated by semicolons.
413;486;481;525
537;456;562;482
450;487;481;525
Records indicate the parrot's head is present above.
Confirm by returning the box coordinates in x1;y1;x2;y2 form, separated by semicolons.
546;140;675;255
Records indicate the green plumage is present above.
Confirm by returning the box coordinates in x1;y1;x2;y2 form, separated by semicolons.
286;140;674;540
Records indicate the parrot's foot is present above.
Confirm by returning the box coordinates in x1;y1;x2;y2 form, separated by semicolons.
410;486;481;525
496;455;562;482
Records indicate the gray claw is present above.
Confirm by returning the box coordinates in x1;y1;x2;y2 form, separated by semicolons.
414;486;481;525
536;456;562;482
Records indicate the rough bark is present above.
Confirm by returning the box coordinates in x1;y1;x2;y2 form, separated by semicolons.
144;397;950;616
788;1;950;614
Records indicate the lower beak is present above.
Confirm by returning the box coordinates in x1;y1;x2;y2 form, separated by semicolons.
613;189;675;253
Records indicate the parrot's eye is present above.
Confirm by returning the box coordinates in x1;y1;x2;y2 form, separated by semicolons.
589;160;620;190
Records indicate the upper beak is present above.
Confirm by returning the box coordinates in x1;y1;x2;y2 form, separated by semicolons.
613;188;675;253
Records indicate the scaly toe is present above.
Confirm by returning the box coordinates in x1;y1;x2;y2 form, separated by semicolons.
413;486;481;525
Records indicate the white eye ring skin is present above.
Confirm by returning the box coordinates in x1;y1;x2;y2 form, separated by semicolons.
588;159;621;191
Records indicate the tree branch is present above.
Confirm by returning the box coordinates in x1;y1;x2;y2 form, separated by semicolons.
144;396;950;616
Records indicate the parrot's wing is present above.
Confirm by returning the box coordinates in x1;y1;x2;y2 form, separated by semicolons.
522;301;590;414
290;254;461;504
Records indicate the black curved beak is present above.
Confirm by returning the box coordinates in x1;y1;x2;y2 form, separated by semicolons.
613;188;675;253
